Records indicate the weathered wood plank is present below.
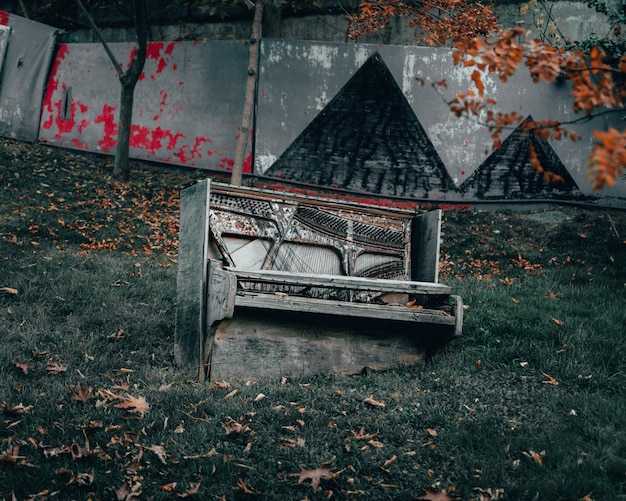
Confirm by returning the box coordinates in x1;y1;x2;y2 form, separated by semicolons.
412;209;442;283
210;310;440;380
174;179;211;377
206;260;236;326
234;292;456;325
225;267;452;295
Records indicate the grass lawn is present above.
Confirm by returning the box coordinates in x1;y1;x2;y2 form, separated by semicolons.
1;138;625;500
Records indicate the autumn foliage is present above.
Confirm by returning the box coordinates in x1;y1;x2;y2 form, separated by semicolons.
347;0;498;46
348;1;626;190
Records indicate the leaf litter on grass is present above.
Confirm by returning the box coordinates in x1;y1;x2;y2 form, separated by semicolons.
1;138;625;500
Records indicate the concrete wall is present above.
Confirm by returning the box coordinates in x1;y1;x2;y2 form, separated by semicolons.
38;40;250;172
256;39;625;207
0;12;57;141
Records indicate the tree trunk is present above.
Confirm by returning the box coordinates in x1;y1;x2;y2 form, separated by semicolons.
113;83;136;181
231;0;264;186
112;0;148;181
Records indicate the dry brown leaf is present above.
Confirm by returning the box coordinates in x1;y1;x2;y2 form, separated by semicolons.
280;437;306;448
473;487;505;500
147;444;167;464
114;395;149;418
113;479;143;501
253;393;266;403
426;428;438;437
363;395;386;408
70;382;93;403
224;389;238;399
0;287;18;296
351;427;379;441
552;317;564;326
415;486;461;500
183;448;217;460
368;439;384;448
289;466;337;492
236;477;260;496
12;358;30;375
222;415;251;435
0;446;25;464
159;482;177;492
523;450;544;466
2;402;34;415
175;482;201;498
542;372;559;385
47;360;68;375
108;328;124;341
381;455;397;470
75;471;94;486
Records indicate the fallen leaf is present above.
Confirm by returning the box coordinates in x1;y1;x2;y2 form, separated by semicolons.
426;428;438;437
113;479;143;501
159;482;177;492
289;466;337;492
473;487;505;501
75;471;94;486
70;382;93;402
114;395;149;418
280;437;305;448
12;358;30;375
381;455;397;470
351;427;379;440
415;486;461;500
108;328;125;341
213;380;230;388
552;317;564;326
2;402;34;415
236;477;260;495
368;439;384;448
253;393;266;403
222;415;251;435
175;482;201;498
0;287;18;296
523;449;544;466
47;360;68;375
542;372;559;385
224;389;238;399
0;446;26;464
147;444;167;464
363;395;386;408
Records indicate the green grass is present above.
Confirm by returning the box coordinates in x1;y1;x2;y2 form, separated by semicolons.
1;138;625;500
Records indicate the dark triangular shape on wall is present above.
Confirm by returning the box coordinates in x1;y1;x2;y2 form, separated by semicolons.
458;116;582;200
265;52;456;198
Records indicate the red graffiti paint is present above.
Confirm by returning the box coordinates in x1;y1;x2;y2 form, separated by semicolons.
130;125;186;155
41;44;70;130
94;104;118;153
0;11;9;25
190;137;211;159
70;139;90;150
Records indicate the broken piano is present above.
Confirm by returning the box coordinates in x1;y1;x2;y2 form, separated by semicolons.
175;179;463;381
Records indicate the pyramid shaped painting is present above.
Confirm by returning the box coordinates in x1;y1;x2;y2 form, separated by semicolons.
265;53;455;198
458;117;582;200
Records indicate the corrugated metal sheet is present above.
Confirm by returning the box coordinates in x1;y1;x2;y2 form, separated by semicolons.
39;40;250;172
0;11;57;141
